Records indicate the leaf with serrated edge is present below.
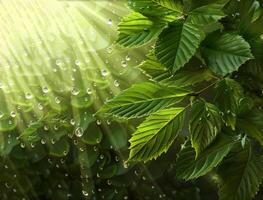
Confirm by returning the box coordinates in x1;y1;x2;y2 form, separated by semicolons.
99;82;190;119
190;100;222;156
218;144;263;200
202;33;253;75
176;134;236;180
156;21;201;73
129;107;186;161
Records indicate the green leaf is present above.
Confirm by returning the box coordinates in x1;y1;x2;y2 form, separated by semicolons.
237;109;263;146
155;21;201;73
48;137;70;157
202;33;253;75
129;107;186;161
128;0;183;21
99;82;190;119
139;52;213;87
187;3;226;25
214;78;244;130
139;51;172;82
118;12;154;35
217;144;263;200
176;134;236;180
81;123;103;145
190;99;222;156
117;12;164;48
153;0;183;12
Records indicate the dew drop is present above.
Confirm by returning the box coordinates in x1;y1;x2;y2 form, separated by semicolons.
38;103;44;110
86;88;92;95
55;97;61;104
10;111;16;118
101;69;108;77
25;92;33;100
82;190;89;197
20;142;25;148
114;80;120;87
75;127;84;137
71;87;80;96
125;54;131;61
42;86;49;94
121;60;128;68
96;119;101;125
107;19;112;26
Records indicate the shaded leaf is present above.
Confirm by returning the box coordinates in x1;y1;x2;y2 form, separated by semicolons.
176;134;236;180
190;99;222;156
217;144;263;200
202;33;253;75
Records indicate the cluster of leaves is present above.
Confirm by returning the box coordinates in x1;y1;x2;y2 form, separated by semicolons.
100;0;263;199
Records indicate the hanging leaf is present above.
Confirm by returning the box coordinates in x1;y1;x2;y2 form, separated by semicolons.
48;137;70;157
176;134;236;180
129;107;186;161
187;3;226;25
155;21;202;73
202;32;253;75
237;109;263;146
214;78;244;130
217;144;263;200
190;99;222;156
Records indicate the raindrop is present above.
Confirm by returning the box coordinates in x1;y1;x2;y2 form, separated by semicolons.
20;142;26;148
42;86;49;94
86;88;92;95
96;119;101;125
123;161;129;168
107;18;112;26
25;92;33;100
121;60;128;68
71;87;80;96
107;180;112;185
114;80;120;87
70;119;75;126
41;139;46;144
107;46;113;54
82;190;89;197
44;125;49;131
31;143;35;148
10;111;16;118
101;69;108;77
55;97;61;104
75;127;84;137
126;54;131;61
38;103;44;110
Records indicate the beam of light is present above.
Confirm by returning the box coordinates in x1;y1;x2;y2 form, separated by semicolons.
0;0;165;199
